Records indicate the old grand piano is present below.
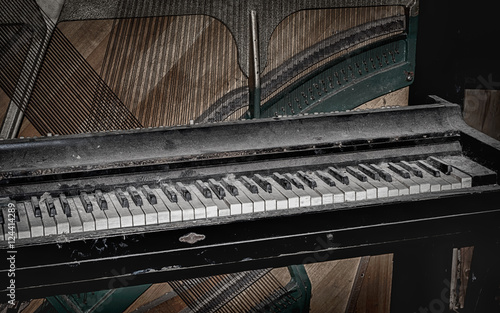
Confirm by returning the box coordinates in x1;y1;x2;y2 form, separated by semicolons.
0;0;499;312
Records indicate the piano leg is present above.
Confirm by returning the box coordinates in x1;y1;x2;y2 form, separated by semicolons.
391;243;453;313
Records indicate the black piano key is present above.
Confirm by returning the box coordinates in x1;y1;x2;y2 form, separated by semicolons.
315;170;336;186
161;184;178;203
208;179;226;199
127;186;143;206
284;173;304;190
115;189;129;208
297;171;317;189
327;167;349;185
388;162;410;179
272;172;292;190
241;176;259;194
0;209;3;224
253;174;272;193
346;166;368;182
369;164;392;182
195;180;213;198
427;156;453;175
175;183;192;201
221;178;239;196
416;160;441;177
358;164;380;181
400;161;423;178
142;185;157;205
59;194;71;217
45;194;57;217
31;196;41;217
95;190;108;210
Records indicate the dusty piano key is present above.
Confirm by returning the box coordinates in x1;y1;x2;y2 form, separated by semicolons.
294;175;322;206
127;186;143;206
43;193;56;217
231;180;256;213
419;170;450;191
272;172;292;190
324;172;356;202
221;178;239;196
365;177;388;198
253;174;272;193
448;168;472;188
88;195;108;230
15;202;31;239
400;161;423;178
71;196;95;232
315;170;336;186
440;174;462;189
427;156;453;175
149;189;172;223
219;184;242;215
391;171;420;194
284;173;304;190
308;173;336;204
244;179;271;212
195;180;213;199
283;174;313;206
108;192;133;227
161;184;178;203
64;198;83;233
136;191;158;225
38;199;57;235
416;160;441;177
358;164;380;181
311;172;345;203
388;162;410;179
123;191;146;226
101;194;120;229
141;185;157;205
197;181;229;217
369;164;392;182
167;188;194;221
255;177;286;210
340;173;367;201
115;189;129;207
380;164;410;195
345;170;376;199
210;195;231;217
183;185;207;219
327;167;349;185
208;179;226;199
268;179;300;209
155;188;183;222
188;185;217;218
175;182;192;201
346;166;368;182
439;155;496;186
24;201;43;237
79;192;93;213
59;194;71;216
51;197;70;234
31;196;41;217
95;190;108;210
297;171;317;189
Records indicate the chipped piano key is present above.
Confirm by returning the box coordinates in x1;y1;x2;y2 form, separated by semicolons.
400;160;423;177
161;184;178;203
221;178;239;196
369;164;392;182
127;186;143;206
388;162;410;179
95;190;108;210
241;176;259;194
208;179;226;199
31;196;41;218
195;180;213;198
59;194;71;216
346;166;368;182
79;192;94;212
315;170;336;186
141;185;157;205
358;164;380;181
253;174;272;193
417;160;441;177
272;172;292;190
427;156;453;175
297;171;317;189
175;182;192;201
327;167;349;185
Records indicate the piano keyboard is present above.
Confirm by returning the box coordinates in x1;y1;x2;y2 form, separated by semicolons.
0;155;494;241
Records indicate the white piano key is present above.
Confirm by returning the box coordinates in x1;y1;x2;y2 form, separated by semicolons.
108;192;133;227
268;179;300;209
15;203;31;239
24;202;43;237
307;173;336;204
293;176;322;206
71;197;95;232
233;180;266;213
150;189;171;223
102;194;121;229
290;183;312;207
167;188;193;221
211;196;231;217
188;185;218;218
440;174;462;189
64;197;83;233
136;192;158;225
389;171;420;194
254;178;287;210
123;192;145;226
52;198;70;234
365;177;389;198
154;188;183;222
344;173;370;200
38;199;57;235
419;170;449;191
182;186;206;219
88;195;108;230
449;167;472;188
323;174;354;202
219;185;242;215
314;171;346;203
